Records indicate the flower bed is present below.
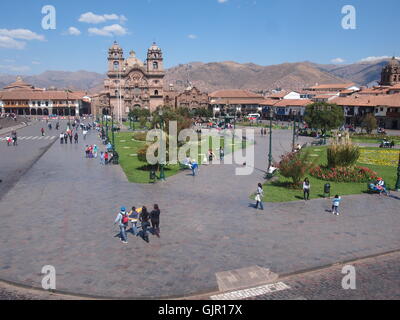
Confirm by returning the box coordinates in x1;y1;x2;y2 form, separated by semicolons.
310;166;378;183
359;149;399;167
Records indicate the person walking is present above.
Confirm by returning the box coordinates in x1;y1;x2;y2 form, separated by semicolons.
56;122;59;130
60;132;64;144
150;204;161;236
64;133;68;144
128;206;139;236
219;147;224;161
139;206;150;242
255;183;264;210
11;131;17;146
191;160;199;176
74;132;79;144
303;178;311;201
100;152;105;165
83;129;88;140
114;207;129;244
332;195;342;216
41;128;45;136
69;133;73;144
6;136;12;147
104;152;109;165
93;145;98;158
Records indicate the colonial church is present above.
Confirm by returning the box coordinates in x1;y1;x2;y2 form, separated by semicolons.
102;41;165;117
380;57;400;86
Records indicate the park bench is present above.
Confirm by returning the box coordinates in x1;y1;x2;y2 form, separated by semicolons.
311;139;324;146
367;183;390;196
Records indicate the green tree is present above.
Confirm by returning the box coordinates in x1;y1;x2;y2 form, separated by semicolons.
304;102;345;136
361;113;378;134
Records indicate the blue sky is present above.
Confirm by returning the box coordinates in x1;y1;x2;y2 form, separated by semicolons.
0;0;399;75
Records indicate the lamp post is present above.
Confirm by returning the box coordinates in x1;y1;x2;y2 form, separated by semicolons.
159;109;166;181
111;112;116;152
268;107;273;171
395;152;400;192
292;111;297;151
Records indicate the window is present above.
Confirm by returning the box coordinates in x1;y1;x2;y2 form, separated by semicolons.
153;62;158;70
114;61;119;71
154;90;159;96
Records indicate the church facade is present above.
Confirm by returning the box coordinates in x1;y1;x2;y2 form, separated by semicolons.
102;41;165;118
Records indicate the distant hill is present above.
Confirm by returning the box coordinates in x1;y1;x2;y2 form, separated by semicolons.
0;58;393;94
165;61;347;93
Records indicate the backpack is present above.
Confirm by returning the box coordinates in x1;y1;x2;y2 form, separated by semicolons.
122;214;129;225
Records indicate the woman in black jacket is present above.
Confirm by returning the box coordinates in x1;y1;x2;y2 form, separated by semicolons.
150;204;161;234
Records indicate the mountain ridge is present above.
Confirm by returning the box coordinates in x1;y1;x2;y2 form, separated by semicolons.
0;59;391;94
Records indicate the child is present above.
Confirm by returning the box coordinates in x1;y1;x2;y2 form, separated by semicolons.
332;195;341;216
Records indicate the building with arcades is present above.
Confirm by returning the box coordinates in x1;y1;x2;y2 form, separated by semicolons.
100;41;165;118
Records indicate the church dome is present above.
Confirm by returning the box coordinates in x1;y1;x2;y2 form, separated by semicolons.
126;50;144;67
149;42;160;51
388;57;400;67
110;41;121;51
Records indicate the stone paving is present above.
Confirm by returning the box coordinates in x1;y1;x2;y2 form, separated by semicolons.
0;126;399;298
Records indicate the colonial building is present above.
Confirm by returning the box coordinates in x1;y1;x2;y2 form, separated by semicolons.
102;41;165;118
164;84;209;110
0;77;89;116
380;57;400;86
209;89;265;116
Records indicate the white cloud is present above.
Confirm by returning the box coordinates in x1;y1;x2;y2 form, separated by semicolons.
359;56;400;63
0;29;45;41
0;36;26;49
188;34;197;39
218;0;229;3
79;12;128;24
88;24;128;37
67;27;81;36
32;61;41;65
331;57;345;64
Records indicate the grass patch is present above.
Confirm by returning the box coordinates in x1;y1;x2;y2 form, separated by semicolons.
113;131;251;183
261;146;398;203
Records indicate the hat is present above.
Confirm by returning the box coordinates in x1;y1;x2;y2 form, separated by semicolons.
121;207;126;212
378;177;383;181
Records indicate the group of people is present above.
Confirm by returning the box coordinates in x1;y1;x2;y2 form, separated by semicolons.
85;144;98;159
5;131;17;146
369;177;389;195
60;130;79;144
114;205;161;244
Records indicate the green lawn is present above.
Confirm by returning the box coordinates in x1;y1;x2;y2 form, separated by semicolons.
112;131;250;183
351;137;400;145
260;146;399;203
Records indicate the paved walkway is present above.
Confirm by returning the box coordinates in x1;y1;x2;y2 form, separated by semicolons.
0;127;399;298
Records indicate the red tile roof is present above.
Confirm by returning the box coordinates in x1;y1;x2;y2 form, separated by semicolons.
209;89;263;99
0;90;86;101
334;94;400;107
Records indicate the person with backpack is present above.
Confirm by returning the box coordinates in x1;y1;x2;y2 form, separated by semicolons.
114;207;129;244
332;195;342;216
255;183;264;210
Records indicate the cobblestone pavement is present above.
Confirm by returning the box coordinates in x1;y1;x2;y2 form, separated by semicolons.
1;251;399;300
0;120;71;201
247;250;400;300
0;127;399;299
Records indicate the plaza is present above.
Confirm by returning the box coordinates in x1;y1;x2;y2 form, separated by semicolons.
0;119;399;299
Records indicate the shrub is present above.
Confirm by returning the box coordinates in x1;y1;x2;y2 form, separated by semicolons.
133;132;147;141
310;166;378;183
327;134;360;168
278;150;317;187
